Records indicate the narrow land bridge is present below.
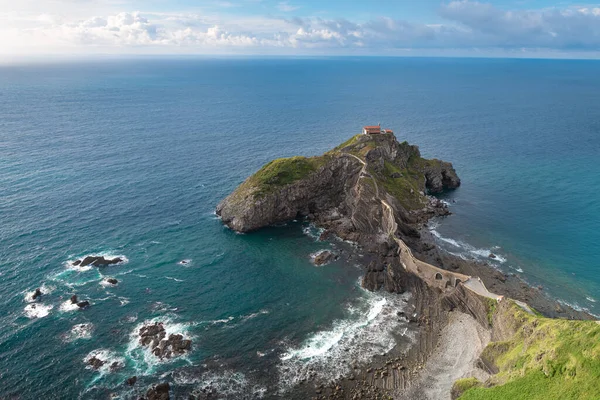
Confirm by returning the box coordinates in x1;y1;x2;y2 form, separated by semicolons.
346;153;503;302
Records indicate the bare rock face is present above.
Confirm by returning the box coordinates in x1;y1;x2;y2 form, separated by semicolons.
422;160;461;193
312;251;337;266
217;155;363;233
144;383;170;400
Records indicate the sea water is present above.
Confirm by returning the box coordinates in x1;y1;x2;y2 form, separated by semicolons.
1;57;599;398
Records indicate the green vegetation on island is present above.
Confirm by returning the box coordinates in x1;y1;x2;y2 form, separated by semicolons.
457;301;600;400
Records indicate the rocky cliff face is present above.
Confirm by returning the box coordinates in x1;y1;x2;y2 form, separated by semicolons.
217;133;460;240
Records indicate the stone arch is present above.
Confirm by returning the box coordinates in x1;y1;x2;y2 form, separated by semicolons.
435;272;443;280
454;278;462;287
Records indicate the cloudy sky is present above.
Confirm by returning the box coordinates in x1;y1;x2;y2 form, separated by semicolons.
2;0;600;58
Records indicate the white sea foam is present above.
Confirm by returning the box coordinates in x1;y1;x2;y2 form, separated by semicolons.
430;228;507;264
24;303;53;318
119;297;130;306
165;276;185;282
23;284;54;303
209;316;235;325
180;370;266;399
99;277;118;287
64;323;93;342
586;296;597;303
59;299;81;312
303;224;325;241
277;285;413;389
178;259;192;266
241;309;270;321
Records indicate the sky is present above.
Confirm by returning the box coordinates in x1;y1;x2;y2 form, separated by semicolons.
2;0;600;59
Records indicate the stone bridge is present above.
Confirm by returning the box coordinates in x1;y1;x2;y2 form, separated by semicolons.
396;239;472;291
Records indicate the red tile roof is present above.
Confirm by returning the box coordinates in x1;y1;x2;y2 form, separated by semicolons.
363;126;381;134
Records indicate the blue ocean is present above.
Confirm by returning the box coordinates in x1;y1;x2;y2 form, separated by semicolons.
1;57;599;399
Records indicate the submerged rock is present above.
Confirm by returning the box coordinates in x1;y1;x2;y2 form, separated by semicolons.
70;295;78;304
106;278;118;285
126;376;137;386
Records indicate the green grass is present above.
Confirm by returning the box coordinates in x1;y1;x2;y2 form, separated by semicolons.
331;134;362;151
486;298;498;326
452;378;482;398
238;155;328;198
458;302;600;400
374;160;426;210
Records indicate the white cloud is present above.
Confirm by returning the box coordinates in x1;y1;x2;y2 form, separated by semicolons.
277;2;299;12
2;1;600;56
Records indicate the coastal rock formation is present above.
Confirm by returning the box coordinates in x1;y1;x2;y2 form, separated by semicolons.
312;250;337;266
73;255;123;267
138;322;191;359
32;288;42;301
70;295;90;309
106;278;118;285
217;134;459;240
87;356;105;370
144;383;170;400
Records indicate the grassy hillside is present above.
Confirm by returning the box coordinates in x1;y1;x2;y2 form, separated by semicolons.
454;301;600;400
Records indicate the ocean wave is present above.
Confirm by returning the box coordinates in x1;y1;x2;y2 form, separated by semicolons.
24;303;53;319
23;284;54;303
178;370;266;399
277;285;413;389
430;228;507;263
241;309;270;321
303;224;325;241
165;276;185;282
586;296;597;303
59;299;82;312
63;323;93;342
84;349;125;374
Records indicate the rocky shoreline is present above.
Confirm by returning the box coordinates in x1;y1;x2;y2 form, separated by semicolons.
211;133;593;400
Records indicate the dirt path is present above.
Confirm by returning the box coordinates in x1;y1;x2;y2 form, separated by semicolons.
394;312;491;400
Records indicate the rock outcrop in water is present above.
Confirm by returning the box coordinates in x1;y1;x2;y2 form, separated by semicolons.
144;383;170;400
217;133;459;238
72;255;123;267
138;322;192;359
